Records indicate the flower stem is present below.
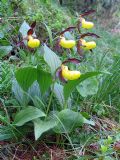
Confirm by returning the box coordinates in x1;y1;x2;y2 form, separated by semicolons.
64;100;67;109
46;84;54;116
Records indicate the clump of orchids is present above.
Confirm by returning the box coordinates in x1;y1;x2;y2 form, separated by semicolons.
56;10;100;81
24;10;100;82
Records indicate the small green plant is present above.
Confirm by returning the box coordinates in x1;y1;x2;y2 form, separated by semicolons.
94;136;114;160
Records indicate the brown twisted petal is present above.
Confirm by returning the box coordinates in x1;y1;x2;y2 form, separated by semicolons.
31;21;36;29
62;58;81;65
59;26;76;35
80;10;96;17
80;33;100;39
27;28;34;36
56;67;67;83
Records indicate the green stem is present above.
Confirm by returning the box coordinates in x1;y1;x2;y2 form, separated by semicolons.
64;100;68;109
0;98;10;123
46;83;54;115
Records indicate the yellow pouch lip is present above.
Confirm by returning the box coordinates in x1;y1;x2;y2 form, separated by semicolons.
84;41;96;50
61;65;81;80
59;37;76;49
27;39;40;48
81;19;94;29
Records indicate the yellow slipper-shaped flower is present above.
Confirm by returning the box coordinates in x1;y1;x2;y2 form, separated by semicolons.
81;18;94;29
59;37;76;49
81;39;96;50
84;41;96;50
61;65;81;80
27;35;40;48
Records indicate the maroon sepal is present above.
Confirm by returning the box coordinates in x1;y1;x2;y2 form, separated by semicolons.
27;28;34;36
77;20;82;33
80;33;100;39
55;38;61;49
77;40;84;58
80;10;96;17
31;21;36;29
59;26;76;35
16;37;28;47
62;58;81;65
56;67;67;83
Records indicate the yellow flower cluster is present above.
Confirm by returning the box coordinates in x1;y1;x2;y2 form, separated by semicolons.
59;18;96;50
59;18;96;81
26;17;97;81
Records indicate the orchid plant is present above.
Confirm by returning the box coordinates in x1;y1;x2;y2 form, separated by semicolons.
12;10;102;140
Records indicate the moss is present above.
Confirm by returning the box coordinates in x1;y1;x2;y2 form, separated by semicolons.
19;0;72;30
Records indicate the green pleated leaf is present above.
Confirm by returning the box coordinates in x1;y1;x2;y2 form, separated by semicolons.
77;77;99;97
37;66;53;95
14;106;46;126
53;83;65;107
64;71;102;101
15;67;37;91
34;118;57;140
43;44;61;74
54;109;94;133
54;109;84;133
12;79;30;106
